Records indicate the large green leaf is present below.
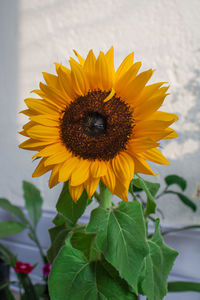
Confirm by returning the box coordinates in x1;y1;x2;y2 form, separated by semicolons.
56;182;88;226
0;221;26;238
48;238;136;300
70;230;98;261
132;177;159;216
23;181;43;228
86;201;149;293
168;281;200;292
0;198;28;225
47;224;70;264
139;220;178;300
165;191;196;211
165;175;187;191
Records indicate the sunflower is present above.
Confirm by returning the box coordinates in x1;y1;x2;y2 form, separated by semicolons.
19;47;178;202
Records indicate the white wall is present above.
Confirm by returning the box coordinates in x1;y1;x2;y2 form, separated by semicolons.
0;0;200;226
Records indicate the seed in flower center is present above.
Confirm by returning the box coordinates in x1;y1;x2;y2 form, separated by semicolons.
83;112;107;137
60;90;134;161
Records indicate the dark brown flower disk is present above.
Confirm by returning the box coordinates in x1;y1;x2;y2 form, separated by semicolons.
60;90;134;161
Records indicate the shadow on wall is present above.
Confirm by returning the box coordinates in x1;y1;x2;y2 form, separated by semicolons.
162;67;200;161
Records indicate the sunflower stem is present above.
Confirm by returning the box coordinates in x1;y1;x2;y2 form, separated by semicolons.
99;181;112;209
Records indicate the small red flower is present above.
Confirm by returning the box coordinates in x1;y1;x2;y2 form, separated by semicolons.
14;261;34;274
43;262;51;277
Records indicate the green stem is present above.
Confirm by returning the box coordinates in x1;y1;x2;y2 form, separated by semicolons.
162;224;200;236
99;181;112;209
28;225;46;264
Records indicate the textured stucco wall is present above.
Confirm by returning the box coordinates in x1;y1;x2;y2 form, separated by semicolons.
1;0;200;225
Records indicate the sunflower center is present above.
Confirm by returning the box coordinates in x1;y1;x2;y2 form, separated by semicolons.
83;112;107;137
60;90;134;161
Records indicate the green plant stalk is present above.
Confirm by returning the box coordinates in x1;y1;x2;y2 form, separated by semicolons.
99;185;112;209
28;225;46;264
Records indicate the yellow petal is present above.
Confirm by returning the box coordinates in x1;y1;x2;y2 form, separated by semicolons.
55;64;75;100
70;159;90;186
115;52;134;82
128;138;159;153
68;184;84;203
20;109;38;116
58;156;80;182
136;82;166;104
39;82;67;109
90;160;107;178
114;177;130;202
26;125;60;141
84;177;100;199
101;163;116;193
19;139;54;150
73;50;85;66
24;98;59;116
95;51;112;91
32;158;52;177
163;128;178;139
115;62;141;96
70;58;88;96
125;69;154;105
140;148;170;165
134;93;168;120
112;152;134;181
42;72;60;90
32;142;67;158
133;155;156;176
44;149;71;166
83;50;97;90
49;164;60;188
147;111;179;122
30;115;59;127
105;46;115;81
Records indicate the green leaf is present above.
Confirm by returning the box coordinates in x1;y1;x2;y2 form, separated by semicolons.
139;219;178;300
52;213;67;226
56;182;88;226
23;181;43;228
86;201;149;293
47;224;70;264
48;238;136;300
165;191;197;211
132;177;158;216
165;175;187;191
0;198;28;225
0;221;26;238
168;281;200;292
70;230;98;261
0;243;16;265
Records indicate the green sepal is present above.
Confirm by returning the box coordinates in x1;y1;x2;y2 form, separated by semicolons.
86;201;149;293
56;182;88;227
23;181;43;228
48;237;137;300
